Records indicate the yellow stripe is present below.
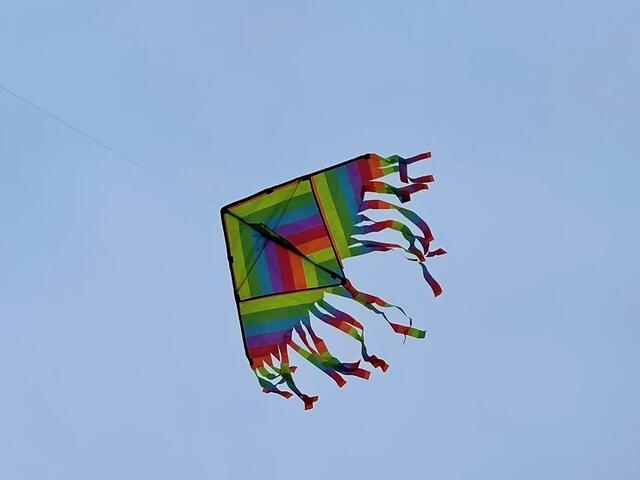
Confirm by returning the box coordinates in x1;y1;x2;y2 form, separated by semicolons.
240;289;325;314
230;180;310;217
301;257;319;288
308;246;339;264
223;214;252;299
311;175;350;258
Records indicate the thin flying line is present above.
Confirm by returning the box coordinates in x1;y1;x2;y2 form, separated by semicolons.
0;83;212;202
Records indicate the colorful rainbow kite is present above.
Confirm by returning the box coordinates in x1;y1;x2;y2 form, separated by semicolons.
221;152;445;409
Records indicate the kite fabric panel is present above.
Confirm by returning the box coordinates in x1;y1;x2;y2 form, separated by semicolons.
221;152;446;409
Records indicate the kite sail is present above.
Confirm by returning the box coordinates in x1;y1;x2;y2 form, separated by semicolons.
221;152;445;409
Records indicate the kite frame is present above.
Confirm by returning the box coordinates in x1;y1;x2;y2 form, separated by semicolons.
220;153;372;363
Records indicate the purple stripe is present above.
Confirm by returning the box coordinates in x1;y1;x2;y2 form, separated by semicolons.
265;242;284;293
246;329;291;347
345;162;364;204
276;213;324;236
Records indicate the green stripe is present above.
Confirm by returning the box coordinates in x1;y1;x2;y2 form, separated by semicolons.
311;174;350;258
301;258;319;288
318;169;356;257
406;327;427;339
326;168;359;253
240;190;316;224
230;180;309;218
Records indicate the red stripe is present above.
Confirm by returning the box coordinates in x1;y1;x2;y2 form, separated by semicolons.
356;158;374;187
407;151;431;163
411;174;434;183
327;371;347;387
332;310;363;330
365;355;389;372
275;244;296;291
350;368;371;380
286;224;330;245
390;323;410;335
247;344;279;360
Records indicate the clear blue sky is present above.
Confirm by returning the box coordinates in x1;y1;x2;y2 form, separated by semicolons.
1;1;638;479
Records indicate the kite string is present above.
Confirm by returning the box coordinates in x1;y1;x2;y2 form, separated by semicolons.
0;83;213;202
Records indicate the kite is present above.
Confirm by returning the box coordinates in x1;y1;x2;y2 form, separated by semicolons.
221;152;445;409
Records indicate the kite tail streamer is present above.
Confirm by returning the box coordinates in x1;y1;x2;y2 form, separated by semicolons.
361;181;430;204
346;153;446;297
249;338;318;409
386;151;433;183
256;374;293;399
331;280;427;339
277;343;319;410
290;339;370;383
359;199;434;252
310;302;390;372
248;307;376;408
351;219;426;260
422;248;447;296
293;314;371;384
348;239;418;260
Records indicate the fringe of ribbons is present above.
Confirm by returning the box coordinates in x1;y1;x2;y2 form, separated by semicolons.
252;152;445;409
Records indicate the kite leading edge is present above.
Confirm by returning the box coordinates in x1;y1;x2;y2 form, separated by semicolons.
221;152;445;409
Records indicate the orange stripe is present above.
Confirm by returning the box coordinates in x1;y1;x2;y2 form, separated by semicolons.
368;154;383;178
288;251;307;289
298;236;331;254
314;339;328;355
338;322;351;334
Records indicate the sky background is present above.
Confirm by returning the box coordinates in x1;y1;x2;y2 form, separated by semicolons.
1;1;639;479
